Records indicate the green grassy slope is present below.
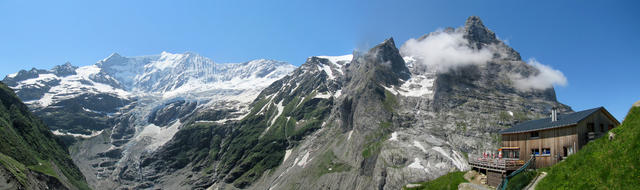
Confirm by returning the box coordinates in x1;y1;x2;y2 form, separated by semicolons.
0;82;89;189
536;105;640;189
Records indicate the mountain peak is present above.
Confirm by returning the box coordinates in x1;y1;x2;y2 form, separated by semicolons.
358;37;410;85
99;52;127;65
374;38;397;52
108;52;122;59
183;51;199;56
52;62;78;77
464;16;484;28
463;16;499;47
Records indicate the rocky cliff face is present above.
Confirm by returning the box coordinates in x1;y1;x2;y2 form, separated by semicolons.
4;16;571;190
129;16;570;190
3;52;297;189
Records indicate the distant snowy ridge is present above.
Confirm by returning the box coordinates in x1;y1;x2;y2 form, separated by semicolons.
4;51;297;108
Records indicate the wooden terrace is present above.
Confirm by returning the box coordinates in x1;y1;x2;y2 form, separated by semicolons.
468;158;525;173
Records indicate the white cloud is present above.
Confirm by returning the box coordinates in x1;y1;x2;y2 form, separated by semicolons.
400;30;494;72
510;59;568;91
400;29;568;91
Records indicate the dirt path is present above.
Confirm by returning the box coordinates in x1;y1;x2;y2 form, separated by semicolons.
524;171;547;190
462;170;493;190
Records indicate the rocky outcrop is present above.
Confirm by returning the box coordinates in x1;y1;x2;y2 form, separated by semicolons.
0;164;69;190
148;100;198;126
52;62;78;77
197;16;568;190
3;16;574;190
133;16;571;189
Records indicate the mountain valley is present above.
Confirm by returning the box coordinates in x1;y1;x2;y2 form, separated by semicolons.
2;16;574;190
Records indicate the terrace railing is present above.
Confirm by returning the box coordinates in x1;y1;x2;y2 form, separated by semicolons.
496;155;536;190
468;158;525;171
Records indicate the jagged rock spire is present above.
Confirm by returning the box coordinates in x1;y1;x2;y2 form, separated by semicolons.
463;16;499;48
52;61;78;77
366;37;411;83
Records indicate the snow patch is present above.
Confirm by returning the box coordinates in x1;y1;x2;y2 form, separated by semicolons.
389;132;399;141
313;89;342;99
383;73;435;98
36;93;55;108
403;56;417;66
289;82;301;95
314;92;332;99
431;146;468;170
316;54;353;66
295;96;305;108
408;157;425;169
15;64;131;108
347;130;354;140
296;151;310;167
148;51;186;71
413;141;427;153
262;100;284;136
398;75;435;97
136;121;182;151
52;130;104;138
283;149;292;164
317;64;335;80
269;100;284;126
333;89;342;98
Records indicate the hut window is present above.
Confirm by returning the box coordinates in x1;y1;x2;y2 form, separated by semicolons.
542;148;551;156
531;148;540;156
587;123;595;132
563;146;575;157
530;131;540;138
502;149;520;159
608;125;614;130
600;124;604;132
567;146;574;155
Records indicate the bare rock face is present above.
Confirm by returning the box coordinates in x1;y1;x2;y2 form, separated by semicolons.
124;17;571;190
463;16;500;49
3;52;296;190
0;166;70;190
52;62;78;77
4;17;573;190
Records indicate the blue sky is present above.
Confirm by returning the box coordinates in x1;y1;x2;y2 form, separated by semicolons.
0;0;638;120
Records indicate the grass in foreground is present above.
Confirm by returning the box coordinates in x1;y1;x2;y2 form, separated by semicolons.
536;106;640;189
403;171;468;190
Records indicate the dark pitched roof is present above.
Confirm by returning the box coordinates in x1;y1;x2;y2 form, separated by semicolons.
500;107;604;134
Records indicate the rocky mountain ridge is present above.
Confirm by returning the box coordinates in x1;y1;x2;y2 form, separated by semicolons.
3;52;295;135
3;16;572;190
2;52;297;189
115;16;571;190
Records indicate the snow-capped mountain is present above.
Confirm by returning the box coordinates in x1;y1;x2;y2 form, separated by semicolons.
3;52;295;132
96;52;294;99
4;52;295;109
2;52;297;189
123;16;570;190
2;16;574;190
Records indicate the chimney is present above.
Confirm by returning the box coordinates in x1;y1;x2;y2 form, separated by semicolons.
551;107;558;122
